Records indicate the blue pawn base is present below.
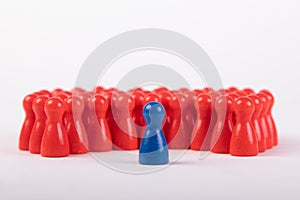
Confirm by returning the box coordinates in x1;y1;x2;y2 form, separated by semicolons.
139;147;169;165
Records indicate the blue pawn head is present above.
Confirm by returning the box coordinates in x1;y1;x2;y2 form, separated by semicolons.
143;101;165;128
139;101;169;165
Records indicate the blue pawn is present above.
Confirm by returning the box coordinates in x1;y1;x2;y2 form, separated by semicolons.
139;102;169;165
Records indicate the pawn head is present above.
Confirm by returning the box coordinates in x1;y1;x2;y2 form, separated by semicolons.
44;97;65;117
242;88;255;95
131;91;145;107
144;93;160;104
23;94;37;112
233;97;254;117
89;94;108;113
256;93;270;115
248;94;263;118
158;91;173;107
143;102;165;126
260;90;274;106
215;95;233;114
65;96;84;114
227;87;239;93
195;93;212;110
32;95;49;116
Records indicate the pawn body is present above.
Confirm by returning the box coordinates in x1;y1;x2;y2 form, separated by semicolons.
139;102;169;165
230;97;258;156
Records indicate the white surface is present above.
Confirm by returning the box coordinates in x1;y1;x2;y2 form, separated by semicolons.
1;0;300;199
2;134;300;200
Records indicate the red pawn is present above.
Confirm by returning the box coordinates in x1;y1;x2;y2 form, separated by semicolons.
175;89;196;133
19;94;37;151
257;93;273;149
167;93;190;149
211;95;234;154
158;90;174;138
111;93;138;150
29;95;49;154
260;90;278;146
230;97;258;156
41;97;70;157
88;95;112;152
103;90;119;140
65;96;89;154
248;94;266;153
191;94;212;150
205;91;219;150
227;92;240;125
131;91;146;143
53;92;69;126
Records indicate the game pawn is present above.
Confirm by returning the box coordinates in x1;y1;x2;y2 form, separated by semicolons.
257;93;273;149
29;95;49;154
88;94;112;152
211;95;234;154
190;94;212;151
139;102;169;165
65;96;89;154
158;90;174;139
230;97;258;156
41;97;70;157
19;93;37;151
167;93;190;149
260;90;278;146
248;94;266;153
131;91;146;144
111;93;138;150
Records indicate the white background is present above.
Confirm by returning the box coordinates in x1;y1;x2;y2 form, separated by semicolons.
0;0;300;199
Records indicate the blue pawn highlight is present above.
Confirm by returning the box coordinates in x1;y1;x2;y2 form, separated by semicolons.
139;102;169;165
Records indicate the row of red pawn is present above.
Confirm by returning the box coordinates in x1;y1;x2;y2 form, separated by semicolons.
19;86;277;157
